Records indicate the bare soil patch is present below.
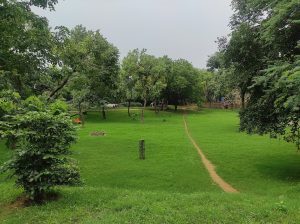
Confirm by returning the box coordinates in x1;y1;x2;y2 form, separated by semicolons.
90;131;106;136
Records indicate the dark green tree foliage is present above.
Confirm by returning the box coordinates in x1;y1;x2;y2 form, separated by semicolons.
165;59;199;111
0;90;21;118
240;57;300;149
50;25;119;111
121;49;167;118
229;0;300;148
24;0;58;9
0;0;56;97
1;109;80;201
224;23;264;108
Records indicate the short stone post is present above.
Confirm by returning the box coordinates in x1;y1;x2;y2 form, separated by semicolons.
139;140;145;160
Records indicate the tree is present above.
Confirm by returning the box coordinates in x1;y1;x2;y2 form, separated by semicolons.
224;23;264;109
69;75;90;126
240;57;300;149
164;59;198;111
49;26;119;121
0;0;56;97
122;49;166;120
147;57;167;113
119;69;137;117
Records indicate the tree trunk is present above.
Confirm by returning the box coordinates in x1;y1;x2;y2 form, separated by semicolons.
160;99;164;111
139;139;145;160
154;99;158;114
241;91;245;110
141;99;147;122
48;74;71;101
128;100;131;117
79;103;84;127
102;106;106;120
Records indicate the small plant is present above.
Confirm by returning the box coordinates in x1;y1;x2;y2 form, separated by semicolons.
275;201;288;213
131;112;139;120
1;111;81;202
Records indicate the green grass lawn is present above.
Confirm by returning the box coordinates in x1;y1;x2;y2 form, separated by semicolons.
1;109;300;223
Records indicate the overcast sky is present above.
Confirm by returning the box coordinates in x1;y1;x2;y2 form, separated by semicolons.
33;0;233;69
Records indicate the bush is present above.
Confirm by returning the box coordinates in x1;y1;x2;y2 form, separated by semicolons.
22;96;45;111
49;100;69;115
0;90;21;118
1;111;80;202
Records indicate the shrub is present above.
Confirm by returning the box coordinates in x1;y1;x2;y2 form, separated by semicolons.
22;96;45;111
49;100;69;115
0;90;21;118
0;90;21;149
1;111;80;202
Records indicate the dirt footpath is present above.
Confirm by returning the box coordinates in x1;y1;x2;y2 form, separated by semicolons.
183;114;239;193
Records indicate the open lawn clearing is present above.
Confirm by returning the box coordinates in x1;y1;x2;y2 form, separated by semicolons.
1;109;300;223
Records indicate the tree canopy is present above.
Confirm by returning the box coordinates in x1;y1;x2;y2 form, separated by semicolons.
208;0;300;148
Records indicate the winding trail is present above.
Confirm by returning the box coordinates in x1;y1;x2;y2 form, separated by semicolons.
183;113;239;193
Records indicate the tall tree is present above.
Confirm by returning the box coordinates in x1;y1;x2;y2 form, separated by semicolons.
48;25;119;120
164;59;198;111
224;23;264;109
122;49;166;121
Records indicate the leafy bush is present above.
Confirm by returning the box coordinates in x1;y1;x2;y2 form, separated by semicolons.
0;90;21;118
1;111;80;202
0;90;22;149
22;96;45;111
49;100;69;115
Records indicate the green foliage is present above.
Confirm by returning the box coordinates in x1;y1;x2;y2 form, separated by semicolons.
1;111;80;201
240;58;300;149
22;96;45;112
49;100;69;115
50;25;119;112
0;1;56;97
207;0;300;148
0;90;21;118
122;49;167;105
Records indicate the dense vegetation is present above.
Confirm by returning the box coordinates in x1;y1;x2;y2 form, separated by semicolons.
208;0;300;148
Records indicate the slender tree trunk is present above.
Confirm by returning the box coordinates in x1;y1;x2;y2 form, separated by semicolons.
128;100;131;117
160;99;164;111
297;126;300;151
48;74;71;101
141;99;147;122
154;99;158;114
241;91;246;110
79;103;84;127
102;106;106;120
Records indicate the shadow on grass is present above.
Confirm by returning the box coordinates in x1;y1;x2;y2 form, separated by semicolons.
83;109;182;124
255;154;300;182
0;191;61;219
